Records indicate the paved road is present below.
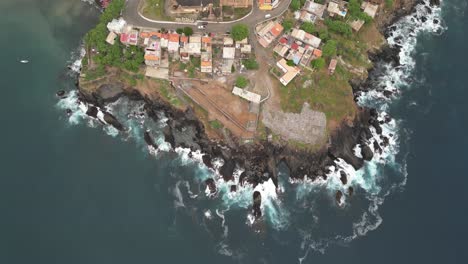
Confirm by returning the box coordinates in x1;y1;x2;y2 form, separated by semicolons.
122;0;292;32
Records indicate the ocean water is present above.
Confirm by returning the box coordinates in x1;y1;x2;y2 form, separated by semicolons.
1;0;467;263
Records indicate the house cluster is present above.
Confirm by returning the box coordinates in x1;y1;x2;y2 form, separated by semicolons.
296;0;380;32
221;36;252;75
106;18;253;79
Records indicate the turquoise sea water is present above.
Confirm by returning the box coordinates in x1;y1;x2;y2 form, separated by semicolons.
1;0;467;263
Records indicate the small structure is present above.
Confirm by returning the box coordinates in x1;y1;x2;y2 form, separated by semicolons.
223;47;236;59
185;35;202;55
303;1;326;19
291;28;321;48
232;87;261;104
328;58;337;75
201;52;213;73
107;18;127;34
106;32;117;45
299;10;317;23
276;58;300;86
120;30;138;45
273;43;289;57
299;46;314;67
349;19;365;32
362;1;379;18
327;1;348;18
167;33;180;53
223;36;234;46
258;0;273;10
240;44;252;54
202;36;212;52
257;22;284;48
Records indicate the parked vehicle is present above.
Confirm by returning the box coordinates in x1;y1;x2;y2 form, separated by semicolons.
198;25;206;29
265;14;271;19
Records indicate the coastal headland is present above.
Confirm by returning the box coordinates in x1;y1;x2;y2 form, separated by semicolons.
71;0;433;217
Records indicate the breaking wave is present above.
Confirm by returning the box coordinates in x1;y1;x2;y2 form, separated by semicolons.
56;0;446;262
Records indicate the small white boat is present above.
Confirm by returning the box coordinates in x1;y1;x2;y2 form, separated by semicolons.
20;60;29;64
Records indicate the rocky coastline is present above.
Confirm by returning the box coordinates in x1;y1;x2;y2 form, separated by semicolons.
65;0;431;218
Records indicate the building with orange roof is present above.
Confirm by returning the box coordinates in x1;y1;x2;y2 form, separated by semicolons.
201;36;212;52
200;52;212;73
257;21;284;47
312;48;322;58
168;33;180;53
258;0;273;10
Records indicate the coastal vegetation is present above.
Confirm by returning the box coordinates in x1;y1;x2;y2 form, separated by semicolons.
235;76;249;88
83;0;144;79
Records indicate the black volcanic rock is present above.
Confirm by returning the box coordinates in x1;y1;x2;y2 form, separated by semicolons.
56;90;66;97
340;171;348;185
103;111;124;131
253;191;262;219
86;105;98;118
205;178;217;195
336;190;343;206
348;187;354;197
361;144;374;161
220;159;235;182
230;185;237;192
144;130;157;149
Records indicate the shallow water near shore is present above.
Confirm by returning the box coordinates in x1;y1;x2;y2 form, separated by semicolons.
1;0;468;263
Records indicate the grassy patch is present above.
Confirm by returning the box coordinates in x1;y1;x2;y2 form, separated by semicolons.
142;0;171;21
278;66;356;123
158;81;182;107
209;120;223;129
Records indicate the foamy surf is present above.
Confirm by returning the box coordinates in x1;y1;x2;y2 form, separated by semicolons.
56;0;447;261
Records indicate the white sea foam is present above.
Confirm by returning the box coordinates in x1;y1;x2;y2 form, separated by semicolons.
298;0;446;258
67;46;86;74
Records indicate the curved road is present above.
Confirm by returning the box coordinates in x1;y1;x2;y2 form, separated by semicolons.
122;0;292;32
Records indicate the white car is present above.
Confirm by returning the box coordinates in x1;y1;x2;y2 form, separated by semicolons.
197;25;206;29
265;14;271;19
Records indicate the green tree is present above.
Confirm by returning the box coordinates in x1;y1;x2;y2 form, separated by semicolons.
290;0;301;11
183;27;193;36
318;28;330;42
286;60;295;66
311;58;325;69
282;19;294;32
235;76;249;88
231;24;249;41
242;58;259;70
325;19;352;37
176;28;183;34
322;40;337;58
300;22;315;34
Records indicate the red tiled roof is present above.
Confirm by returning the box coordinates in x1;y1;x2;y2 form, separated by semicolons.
180;36;189;43
279;37;287;44
270;23;284;37
202;37;211;43
313;49;322;57
291;43;299;50
169;34;179;42
120;33;128;43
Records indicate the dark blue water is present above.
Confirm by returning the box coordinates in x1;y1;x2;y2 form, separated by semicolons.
1;0;467;263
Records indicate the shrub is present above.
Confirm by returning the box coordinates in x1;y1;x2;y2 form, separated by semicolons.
290;0;301;11
286;60;295;66
183;27;193;36
282;19;294;32
325;19;352;37
236;76;249;88
242;58;259;70
322;40;337;58
311;58;326;69
231;24;249;41
300;22;315;34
